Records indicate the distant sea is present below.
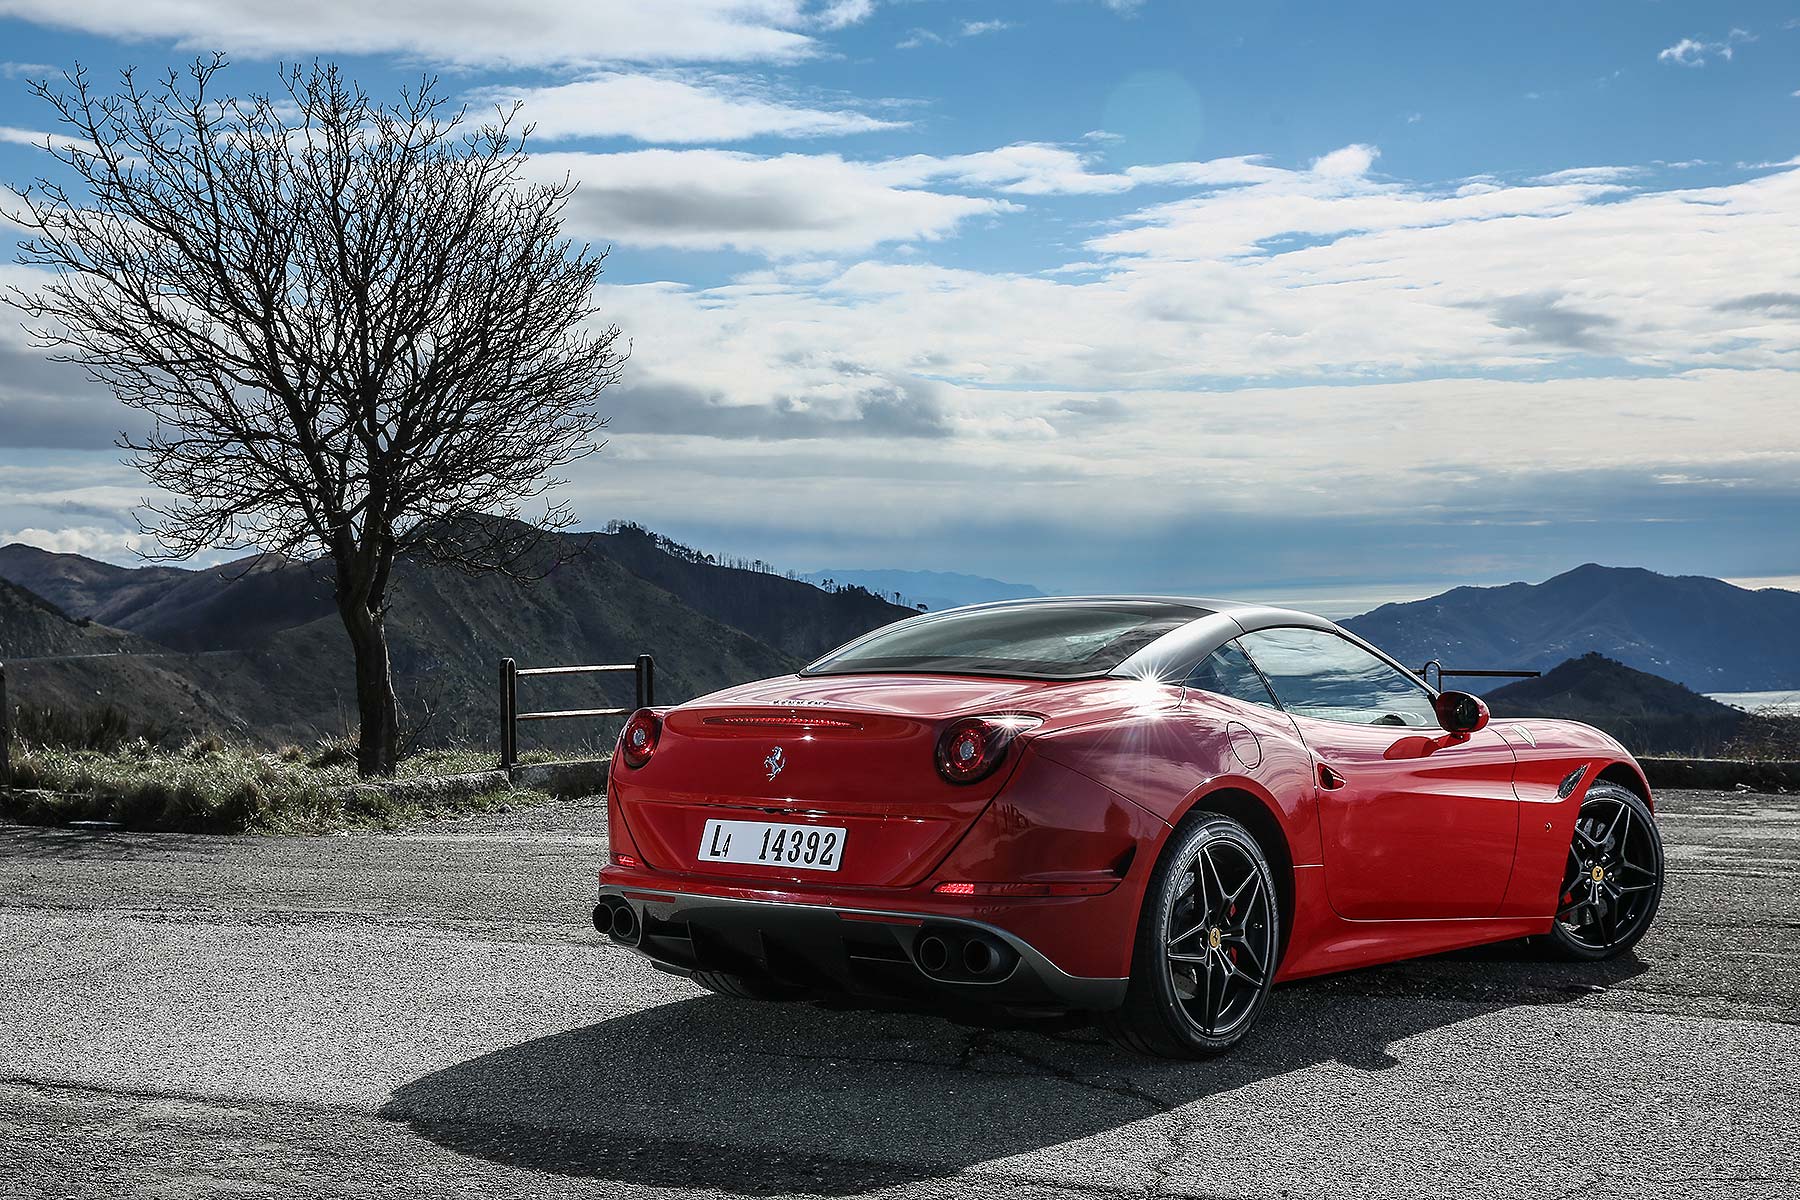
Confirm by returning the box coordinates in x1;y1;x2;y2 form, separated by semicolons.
1707;690;1800;714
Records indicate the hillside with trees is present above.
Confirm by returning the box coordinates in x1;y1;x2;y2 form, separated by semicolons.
0;521;914;751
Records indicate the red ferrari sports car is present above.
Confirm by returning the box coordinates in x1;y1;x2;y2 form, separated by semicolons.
594;598;1664;1057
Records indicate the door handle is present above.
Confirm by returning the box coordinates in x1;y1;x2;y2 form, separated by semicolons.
1318;764;1347;791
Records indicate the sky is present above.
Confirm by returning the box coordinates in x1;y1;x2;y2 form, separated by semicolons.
0;0;1797;612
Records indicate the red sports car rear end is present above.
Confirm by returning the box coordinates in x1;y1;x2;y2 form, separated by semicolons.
598;668;1167;1010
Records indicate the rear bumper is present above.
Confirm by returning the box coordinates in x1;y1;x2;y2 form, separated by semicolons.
596;883;1128;1012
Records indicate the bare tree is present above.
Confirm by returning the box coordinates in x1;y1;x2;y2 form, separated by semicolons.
5;58;625;775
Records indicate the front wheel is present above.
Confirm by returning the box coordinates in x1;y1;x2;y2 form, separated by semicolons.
1102;812;1280;1058
1544;782;1664;960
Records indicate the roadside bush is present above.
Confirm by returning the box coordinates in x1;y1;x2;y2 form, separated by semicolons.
1721;712;1800;761
10;704;175;753
307;737;358;769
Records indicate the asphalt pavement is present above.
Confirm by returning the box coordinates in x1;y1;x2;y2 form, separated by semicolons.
1;788;1795;1200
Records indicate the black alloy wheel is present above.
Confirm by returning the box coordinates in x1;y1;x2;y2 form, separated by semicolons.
1105;812;1279;1057
1546;781;1664;960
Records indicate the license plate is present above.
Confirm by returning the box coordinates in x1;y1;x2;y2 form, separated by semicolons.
699;819;846;872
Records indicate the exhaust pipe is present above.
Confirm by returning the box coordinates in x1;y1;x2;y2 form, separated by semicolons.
610;903;640;944
916;934;950;975
594;897;641;946
962;937;999;977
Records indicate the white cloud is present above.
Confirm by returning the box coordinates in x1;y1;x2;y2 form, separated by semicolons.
0;525;145;557
898;16;1011;49
0;0;831;67
475;73;903;144
876;144;1286;196
535;149;1016;254
1532;165;1639;184
0;61;55;78
814;0;873;30
0;124;102;156
1658;28;1755;66
1659;38;1712;66
531;143;1298;253
879;144;1135;194
1310;143;1379;178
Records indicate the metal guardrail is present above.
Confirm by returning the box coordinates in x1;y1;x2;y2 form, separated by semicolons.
499;654;654;771
1419;660;1541;690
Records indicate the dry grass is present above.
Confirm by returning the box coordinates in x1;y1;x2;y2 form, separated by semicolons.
1;736;559;834
1719;711;1800;762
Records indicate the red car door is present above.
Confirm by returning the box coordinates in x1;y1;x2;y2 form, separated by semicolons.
1236;627;1520;921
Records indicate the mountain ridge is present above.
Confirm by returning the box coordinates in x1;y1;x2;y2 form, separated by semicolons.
1343;562;1800;692
0;522;915;748
1484;652;1748;755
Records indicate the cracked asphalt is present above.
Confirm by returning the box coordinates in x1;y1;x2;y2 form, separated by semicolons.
1;788;1795;1200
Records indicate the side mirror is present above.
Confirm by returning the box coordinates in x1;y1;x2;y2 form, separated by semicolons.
1434;690;1489;735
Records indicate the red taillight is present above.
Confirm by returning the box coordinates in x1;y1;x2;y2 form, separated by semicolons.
619;709;660;769
610;852;642;869
934;881;977;896
934;715;1042;785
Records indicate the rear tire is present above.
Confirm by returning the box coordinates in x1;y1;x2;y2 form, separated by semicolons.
1102;812;1280;1058
1541;782;1664;961
692;970;810;1001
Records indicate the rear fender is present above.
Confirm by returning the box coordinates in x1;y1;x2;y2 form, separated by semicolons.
1030;698;1323;867
1021;699;1321;977
929;750;1165;979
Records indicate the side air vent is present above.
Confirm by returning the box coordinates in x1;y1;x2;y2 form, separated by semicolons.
1557;765;1588;799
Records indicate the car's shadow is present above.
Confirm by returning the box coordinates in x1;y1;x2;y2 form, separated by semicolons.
381;950;1648;1196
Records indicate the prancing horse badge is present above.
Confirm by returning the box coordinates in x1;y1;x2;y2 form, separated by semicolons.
764;746;786;781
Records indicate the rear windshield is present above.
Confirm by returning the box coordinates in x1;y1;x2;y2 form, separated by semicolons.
802;601;1204;680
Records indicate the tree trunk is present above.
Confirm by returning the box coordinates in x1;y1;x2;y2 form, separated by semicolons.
338;598;399;778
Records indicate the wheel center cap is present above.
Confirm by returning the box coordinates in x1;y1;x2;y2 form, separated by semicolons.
1208;927;1223;950
1590;865;1606;883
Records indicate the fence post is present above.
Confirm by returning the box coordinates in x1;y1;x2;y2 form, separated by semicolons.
499;657;517;772
636;654;655;709
1;662;9;784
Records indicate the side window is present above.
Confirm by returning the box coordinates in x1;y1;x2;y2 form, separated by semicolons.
1236;627;1437;727
1183;640;1279;709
